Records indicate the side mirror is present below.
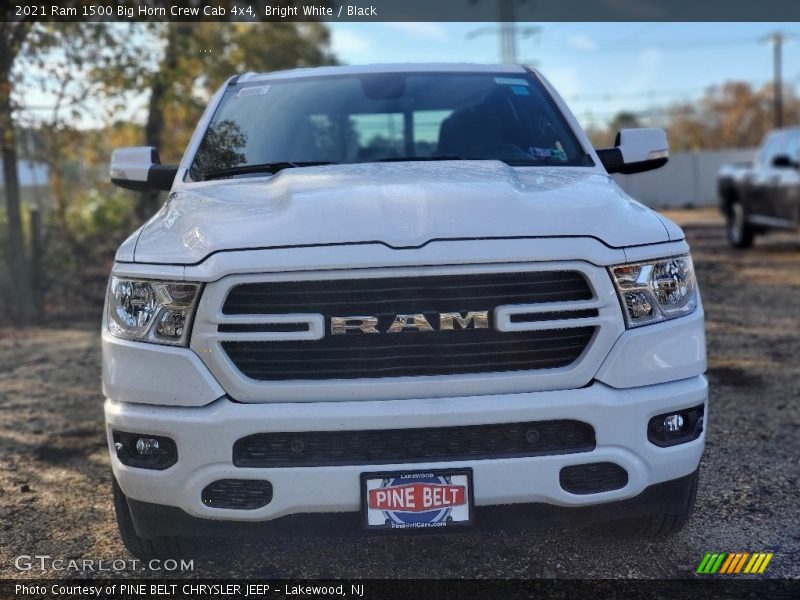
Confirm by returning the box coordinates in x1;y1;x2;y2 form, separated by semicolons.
596;128;669;175
772;154;797;169
110;147;178;192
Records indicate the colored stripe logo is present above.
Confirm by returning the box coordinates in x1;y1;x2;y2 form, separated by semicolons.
696;552;773;574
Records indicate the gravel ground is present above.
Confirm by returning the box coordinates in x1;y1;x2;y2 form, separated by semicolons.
1;220;798;580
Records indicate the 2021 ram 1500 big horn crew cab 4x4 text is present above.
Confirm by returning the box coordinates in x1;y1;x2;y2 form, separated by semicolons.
104;64;707;559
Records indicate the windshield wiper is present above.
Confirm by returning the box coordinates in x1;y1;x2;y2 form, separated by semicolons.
202;161;332;180
377;155;465;162
506;153;594;167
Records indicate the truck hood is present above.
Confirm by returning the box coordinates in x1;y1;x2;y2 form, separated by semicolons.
128;161;677;264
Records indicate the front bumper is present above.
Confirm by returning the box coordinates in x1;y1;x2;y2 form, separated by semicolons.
106;374;707;524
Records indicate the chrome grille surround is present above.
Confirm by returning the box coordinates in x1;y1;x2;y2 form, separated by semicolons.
191;261;623;403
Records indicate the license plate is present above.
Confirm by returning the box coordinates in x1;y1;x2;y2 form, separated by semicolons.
361;469;474;530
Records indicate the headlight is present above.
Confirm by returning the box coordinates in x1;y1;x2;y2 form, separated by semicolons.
107;277;201;345
610;254;698;328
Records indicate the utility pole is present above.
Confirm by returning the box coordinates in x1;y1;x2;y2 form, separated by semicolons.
498;0;516;64
467;0;539;65
763;32;788;129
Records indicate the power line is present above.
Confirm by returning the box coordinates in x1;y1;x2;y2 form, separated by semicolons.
534;37;764;54
566;78;795;103
541;30;798;53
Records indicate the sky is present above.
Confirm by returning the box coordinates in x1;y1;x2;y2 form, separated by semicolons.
328;22;800;127
18;22;800;131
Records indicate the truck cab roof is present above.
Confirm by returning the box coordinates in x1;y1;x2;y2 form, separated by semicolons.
236;63;534;84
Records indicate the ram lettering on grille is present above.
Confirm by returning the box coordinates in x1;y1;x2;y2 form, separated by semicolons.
331;311;489;335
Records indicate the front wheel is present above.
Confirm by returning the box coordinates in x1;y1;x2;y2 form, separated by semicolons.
726;200;755;249
614;469;699;538
112;477;198;561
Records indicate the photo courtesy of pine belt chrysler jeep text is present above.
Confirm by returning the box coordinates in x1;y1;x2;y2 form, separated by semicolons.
104;64;707;559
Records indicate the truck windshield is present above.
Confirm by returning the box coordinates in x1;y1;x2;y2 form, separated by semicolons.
189;72;589;181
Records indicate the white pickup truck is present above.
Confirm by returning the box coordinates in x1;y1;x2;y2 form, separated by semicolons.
104;64;706;559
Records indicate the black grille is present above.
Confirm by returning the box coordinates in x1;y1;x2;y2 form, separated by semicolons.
559;462;629;495
220;271;595;381
233;420;596;468
201;479;273;509
509;308;599;322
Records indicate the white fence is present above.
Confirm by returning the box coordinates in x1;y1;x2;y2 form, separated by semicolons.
613;148;757;208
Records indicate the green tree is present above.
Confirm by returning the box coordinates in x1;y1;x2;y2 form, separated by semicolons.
136;22;337;220
16;24;144;220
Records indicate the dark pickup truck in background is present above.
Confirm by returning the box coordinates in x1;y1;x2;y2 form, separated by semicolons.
718;127;800;248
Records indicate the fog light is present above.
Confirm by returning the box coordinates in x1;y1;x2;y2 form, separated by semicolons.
112;431;177;470
135;437;161;456
647;405;704;447
661;414;684;433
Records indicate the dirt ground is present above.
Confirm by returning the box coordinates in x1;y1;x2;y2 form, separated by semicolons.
1;215;798;580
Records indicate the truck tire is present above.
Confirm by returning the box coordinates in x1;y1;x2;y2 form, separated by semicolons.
726;200;755;248
615;468;699;538
112;477;198;561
